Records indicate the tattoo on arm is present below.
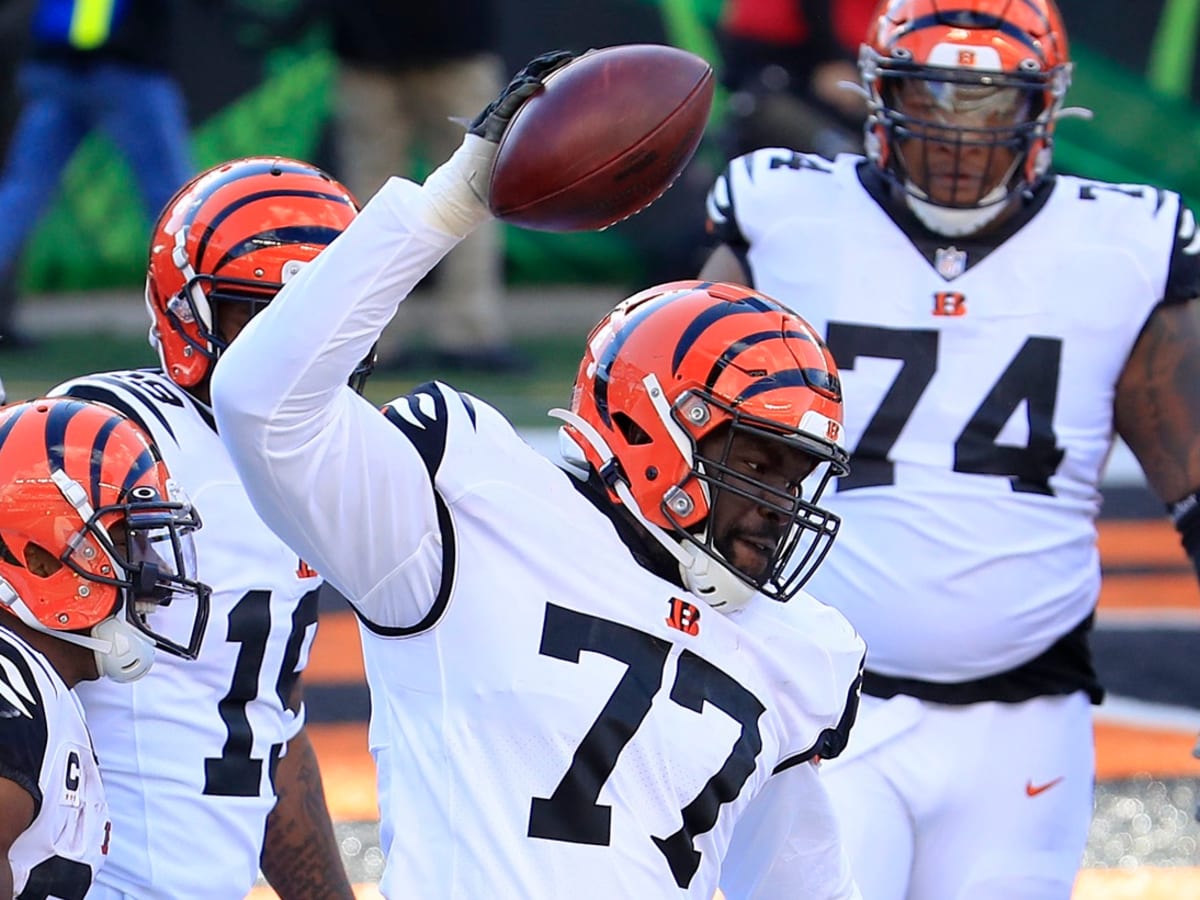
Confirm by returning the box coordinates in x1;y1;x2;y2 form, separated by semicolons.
260;682;354;900
1115;297;1200;502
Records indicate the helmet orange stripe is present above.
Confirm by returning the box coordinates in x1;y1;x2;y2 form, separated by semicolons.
147;157;360;389
702;329;828;391
593;292;680;426
893;12;1043;59
735;369;839;404
672;295;788;374
209;223;348;275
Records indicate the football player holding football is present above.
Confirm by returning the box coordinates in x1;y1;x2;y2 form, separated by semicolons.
700;1;1200;897
48;160;364;900
0;398;209;898
213;52;866;899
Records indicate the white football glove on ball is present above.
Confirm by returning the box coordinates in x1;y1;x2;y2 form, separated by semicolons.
419;50;575;237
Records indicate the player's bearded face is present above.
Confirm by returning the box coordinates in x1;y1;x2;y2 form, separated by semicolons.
697;430;817;582
890;78;1034;207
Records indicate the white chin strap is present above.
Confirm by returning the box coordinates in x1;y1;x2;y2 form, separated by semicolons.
27;470;158;682
675;535;756;612
0;575;155;683
904;179;1011;237
89;618;155;683
549;408;757;614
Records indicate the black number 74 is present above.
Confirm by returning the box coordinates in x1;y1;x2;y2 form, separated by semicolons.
825;323;1064;494
528;604;765;889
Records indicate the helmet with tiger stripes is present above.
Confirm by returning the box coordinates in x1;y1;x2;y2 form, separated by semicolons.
859;0;1075;234
554;280;850;611
0;398;211;681
146;157;361;389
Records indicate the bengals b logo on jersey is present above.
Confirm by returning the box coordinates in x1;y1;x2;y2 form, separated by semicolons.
933;291;968;317
666;598;701;636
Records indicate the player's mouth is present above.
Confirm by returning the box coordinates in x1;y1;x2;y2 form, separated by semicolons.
733;535;777;579
926;171;986;192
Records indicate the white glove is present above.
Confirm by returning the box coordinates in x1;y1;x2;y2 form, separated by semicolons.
418;49;575;237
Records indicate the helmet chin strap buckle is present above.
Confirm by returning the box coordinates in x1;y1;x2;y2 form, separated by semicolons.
551;406;759;614
678;540;756;613
91;617;155;683
597;458;626;491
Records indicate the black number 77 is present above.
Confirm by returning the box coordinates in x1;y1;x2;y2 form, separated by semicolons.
528;604;765;889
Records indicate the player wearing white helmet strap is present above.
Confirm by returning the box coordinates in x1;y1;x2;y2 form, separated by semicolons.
0;398;209;899
50;158;361;900
212;53;865;899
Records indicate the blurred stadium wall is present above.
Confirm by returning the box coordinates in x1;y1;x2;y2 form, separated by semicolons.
15;0;1200;295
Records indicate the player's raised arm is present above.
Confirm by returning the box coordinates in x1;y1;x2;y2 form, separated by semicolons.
211;53;575;612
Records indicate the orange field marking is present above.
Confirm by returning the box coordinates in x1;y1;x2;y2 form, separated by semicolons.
309;611;366;683
1095;721;1200;780
247;886;382;899
1098;573;1199;611
1097;520;1188;568
310;718;1198;814
1073;867;1200;900
309;722;377;820
246;872;1200;900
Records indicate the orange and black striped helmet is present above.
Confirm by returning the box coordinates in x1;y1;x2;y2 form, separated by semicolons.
0;399;209;675
559;280;849;607
145;157;362;389
860;0;1072;211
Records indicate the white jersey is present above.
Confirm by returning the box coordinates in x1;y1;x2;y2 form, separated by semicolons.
212;177;865;900
47;371;322;900
0;629;110;899
707;149;1200;690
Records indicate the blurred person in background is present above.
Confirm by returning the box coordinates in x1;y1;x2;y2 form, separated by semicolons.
329;0;525;373
48;158;360;900
0;397;210;899
717;0;875;160
0;0;193;352
702;0;1200;897
0;0;35;352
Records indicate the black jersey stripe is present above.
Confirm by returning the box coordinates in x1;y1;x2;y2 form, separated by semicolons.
64;379;176;442
381;382;451;478
352;489;457;638
0;633;50;817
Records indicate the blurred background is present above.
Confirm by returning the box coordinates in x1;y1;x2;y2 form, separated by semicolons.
5;0;1198;303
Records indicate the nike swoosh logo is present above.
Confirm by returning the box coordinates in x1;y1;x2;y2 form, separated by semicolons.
1025;777;1064;797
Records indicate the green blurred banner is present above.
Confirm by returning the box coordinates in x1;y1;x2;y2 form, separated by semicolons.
18;0;1200;294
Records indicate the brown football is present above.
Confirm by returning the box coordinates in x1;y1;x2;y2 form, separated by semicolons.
488;44;715;232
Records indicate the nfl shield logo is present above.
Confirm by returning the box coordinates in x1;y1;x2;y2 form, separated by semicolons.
935;246;967;280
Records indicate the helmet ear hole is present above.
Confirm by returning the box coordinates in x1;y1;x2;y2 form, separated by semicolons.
24;543;62;577
614;412;653;446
